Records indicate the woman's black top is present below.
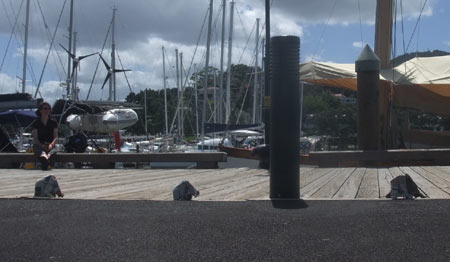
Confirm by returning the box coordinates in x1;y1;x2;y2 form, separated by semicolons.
32;119;58;144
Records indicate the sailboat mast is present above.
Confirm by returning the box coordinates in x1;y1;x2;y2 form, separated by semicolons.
374;0;394;149
374;0;393;69
110;7;117;101
201;0;213;140
67;0;74;98
144;89;148;139
72;31;77;100
175;49;180;137
213;61;217;123
180;52;184;138
194;64;199;138
225;0;235;123
22;0;30;93
259;38;264;122
252;18;260;124
218;0;226;124
162;46;168;137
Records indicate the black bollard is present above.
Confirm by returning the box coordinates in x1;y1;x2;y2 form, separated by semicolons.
270;36;300;199
355;44;380;150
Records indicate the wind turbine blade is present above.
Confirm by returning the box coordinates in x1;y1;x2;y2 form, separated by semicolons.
79;52;99;60
70;61;78;80
59;43;75;59
101;73;111;90
114;69;131;73
99;54;111;71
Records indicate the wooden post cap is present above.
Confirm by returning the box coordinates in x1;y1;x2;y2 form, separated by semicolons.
355;44;381;72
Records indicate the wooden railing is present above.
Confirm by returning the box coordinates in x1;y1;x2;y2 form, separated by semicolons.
0;152;227;169
300;148;450;167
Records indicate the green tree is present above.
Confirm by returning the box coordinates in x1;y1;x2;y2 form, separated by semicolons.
302;86;357;137
191;64;260;124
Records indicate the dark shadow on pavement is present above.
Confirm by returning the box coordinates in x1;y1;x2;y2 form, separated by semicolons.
271;199;308;209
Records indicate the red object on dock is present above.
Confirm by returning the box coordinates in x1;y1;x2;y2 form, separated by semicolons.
113;131;121;152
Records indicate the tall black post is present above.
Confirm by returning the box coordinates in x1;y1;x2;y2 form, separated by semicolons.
270;36;300;199
263;0;271;144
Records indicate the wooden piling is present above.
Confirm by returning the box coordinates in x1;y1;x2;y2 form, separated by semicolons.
356;45;381;151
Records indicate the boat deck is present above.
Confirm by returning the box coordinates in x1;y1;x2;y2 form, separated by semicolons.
2;166;450;200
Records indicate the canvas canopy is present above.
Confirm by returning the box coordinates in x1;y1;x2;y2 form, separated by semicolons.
0;110;38;127
300;55;450;115
300;55;450;96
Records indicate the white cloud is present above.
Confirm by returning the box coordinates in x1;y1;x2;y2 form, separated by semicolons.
272;15;303;37
444;41;450;46
38;81;66;105
352;41;369;48
0;73;20;94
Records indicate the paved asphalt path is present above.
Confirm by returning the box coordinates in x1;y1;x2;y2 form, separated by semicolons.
1;199;450;261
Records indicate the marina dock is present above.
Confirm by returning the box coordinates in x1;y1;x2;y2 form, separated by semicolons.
2;165;450;200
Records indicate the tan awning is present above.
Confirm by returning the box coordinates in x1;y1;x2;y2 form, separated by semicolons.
300;55;450;115
300;55;450;97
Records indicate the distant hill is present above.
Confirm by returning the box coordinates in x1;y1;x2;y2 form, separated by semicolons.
392;50;450;65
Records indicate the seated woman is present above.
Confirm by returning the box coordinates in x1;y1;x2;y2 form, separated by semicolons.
32;102;58;170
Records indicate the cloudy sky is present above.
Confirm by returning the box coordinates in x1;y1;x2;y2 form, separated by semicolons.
0;0;448;104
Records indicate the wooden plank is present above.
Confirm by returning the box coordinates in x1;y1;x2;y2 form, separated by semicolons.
300;168;335;188
356;168;379;199
0;169;150;198
402;129;450;147
301;168;343;198
70;169;215;199
97;171;213;200
300;167;314;173
106;168;249;200
378;168;393;198
221;169;270;200
398;167;450;198
333;168;366;199
0;169;109;192
0;152;227;169
71;170;207;199
408;167;450;195
420;166;450;184
387;167;405;178
196;169;269;200
148;168;250;200
211;176;269;201
226;178;269;200
60;170;170;194
434;166;450;174
302;148;450;167
0;169;80;197
142;168;248;200
311;168;355;198
60;169;178;188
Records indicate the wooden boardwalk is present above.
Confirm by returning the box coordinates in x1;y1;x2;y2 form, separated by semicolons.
1;166;450;200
